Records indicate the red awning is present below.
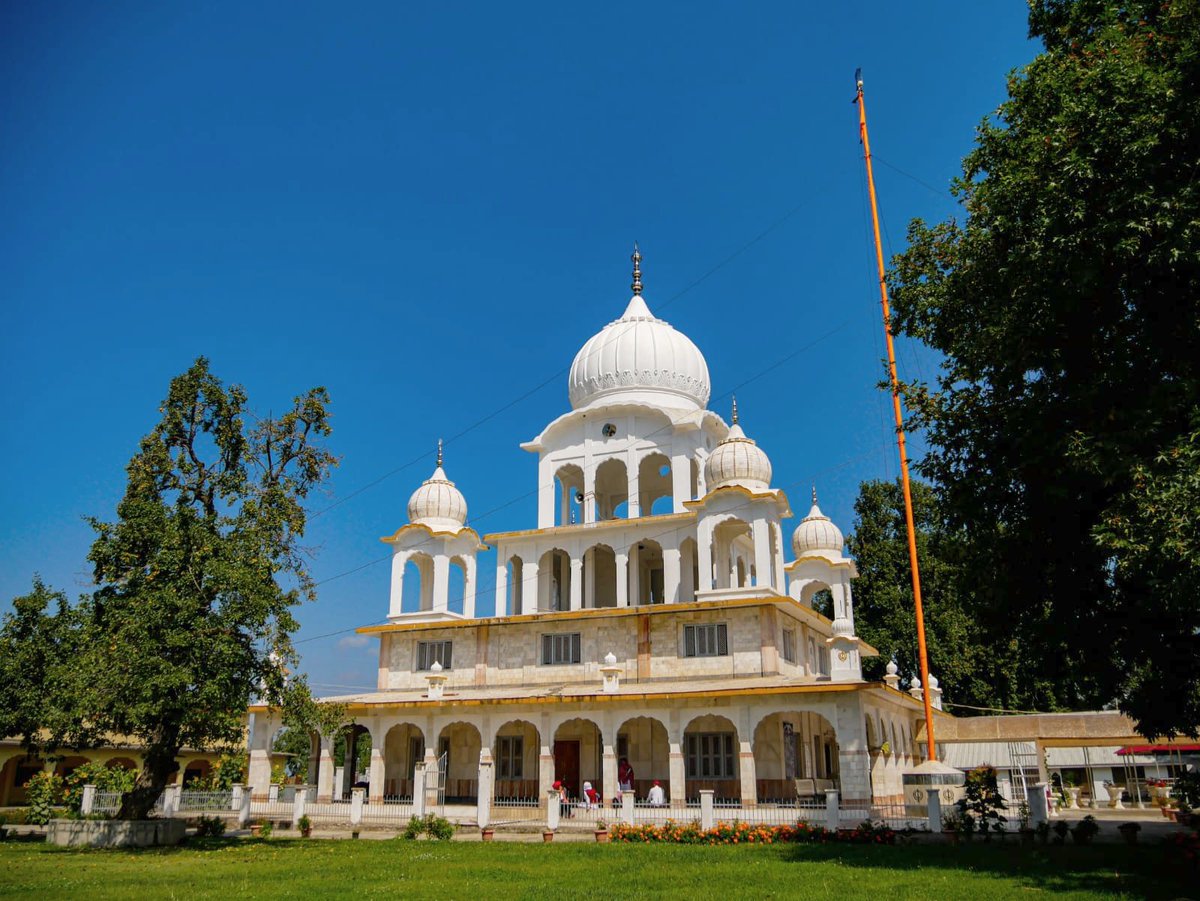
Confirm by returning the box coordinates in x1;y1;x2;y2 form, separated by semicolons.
1116;744;1200;756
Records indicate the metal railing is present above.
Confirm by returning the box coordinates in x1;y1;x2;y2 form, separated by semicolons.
93;791;123;814
178;791;234;813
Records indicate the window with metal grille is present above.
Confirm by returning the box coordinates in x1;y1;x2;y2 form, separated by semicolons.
540;632;581;665
781;628;797;664
685;733;736;779
682;623;728;657
416;640;453;671
496;736;523;779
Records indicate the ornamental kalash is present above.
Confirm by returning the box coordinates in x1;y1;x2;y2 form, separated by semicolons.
247;248;945;821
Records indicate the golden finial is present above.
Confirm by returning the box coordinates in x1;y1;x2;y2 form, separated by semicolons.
812;485;818;505
731;395;739;425
437;439;443;468
631;242;643;295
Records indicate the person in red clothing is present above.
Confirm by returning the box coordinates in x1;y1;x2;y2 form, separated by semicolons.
618;757;635;794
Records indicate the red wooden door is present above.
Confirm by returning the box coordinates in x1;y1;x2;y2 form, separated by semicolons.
554;740;580;799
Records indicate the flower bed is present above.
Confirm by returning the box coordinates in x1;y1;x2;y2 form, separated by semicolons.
608;820;896;846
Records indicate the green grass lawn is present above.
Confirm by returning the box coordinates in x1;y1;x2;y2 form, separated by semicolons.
0;837;1191;900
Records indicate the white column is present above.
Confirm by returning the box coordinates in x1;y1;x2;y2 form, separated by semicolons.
615;552;629;607
697;527;714;593
583;548;595;609
601;729;618;804
669;738;686;803
583;463;597;523
368;747;385;802
663;545;681;604
292;787;307;827
495;558;508;618
739;739;757;806
477;756;493;829
700;790;715;830
537;459;555;528
463;556;477;618
825;789;840;831
389;550;406;618
569;556;583;611
671;450;690;512
432;555;450;613
248;749;272;800
627;543;640;606
350;788;364;825
316;739;334;802
81;784;96;816
752;518;772;589
627;456;640;518
546;789;561;831
412;762;426;816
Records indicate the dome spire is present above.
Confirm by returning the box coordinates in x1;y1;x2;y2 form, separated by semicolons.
731;395;739;425
436;438;443;468
631;242;643;295
812;484;818;505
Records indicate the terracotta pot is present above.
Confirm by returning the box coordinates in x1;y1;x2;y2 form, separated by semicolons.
595;829;610;843
542;830;554;843
249;824;263;836
481;829;495;842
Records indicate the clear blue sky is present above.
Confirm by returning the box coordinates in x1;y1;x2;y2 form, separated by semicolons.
1;1;1037;695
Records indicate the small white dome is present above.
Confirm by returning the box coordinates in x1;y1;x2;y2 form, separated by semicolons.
407;450;468;532
792;495;845;556
885;659;899;676
704;404;772;492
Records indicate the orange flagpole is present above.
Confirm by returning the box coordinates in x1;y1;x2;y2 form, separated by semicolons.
854;71;937;762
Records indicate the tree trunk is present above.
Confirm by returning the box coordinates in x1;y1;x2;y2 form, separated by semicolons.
117;740;180;820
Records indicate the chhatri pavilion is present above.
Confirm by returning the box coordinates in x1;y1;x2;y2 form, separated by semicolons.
247;248;940;809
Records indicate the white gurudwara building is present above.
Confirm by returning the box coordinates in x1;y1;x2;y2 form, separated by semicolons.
247;248;939;814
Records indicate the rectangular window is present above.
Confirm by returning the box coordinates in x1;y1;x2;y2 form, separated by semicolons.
683;623;728;658
781;628;797;664
540;632;581;665
685;733;736;779
496;736;524;780
416;640;453;671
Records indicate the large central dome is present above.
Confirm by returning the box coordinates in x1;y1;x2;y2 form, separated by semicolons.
568;250;710;411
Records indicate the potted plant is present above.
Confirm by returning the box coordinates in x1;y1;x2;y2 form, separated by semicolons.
249;821;264;837
1117;822;1140;845
297;815;312;839
542;828;554;842
594;820;610;843
1070;815;1100;845
480;826;495;842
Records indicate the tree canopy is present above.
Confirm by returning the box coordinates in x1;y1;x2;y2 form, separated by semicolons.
885;0;1200;735
0;358;337;816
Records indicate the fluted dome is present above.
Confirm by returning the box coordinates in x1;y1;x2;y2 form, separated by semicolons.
568;293;711;411
407;461;468;532
792;497;845;556
704;409;772;492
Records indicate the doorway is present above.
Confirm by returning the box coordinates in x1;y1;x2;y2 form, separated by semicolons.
554;740;581;799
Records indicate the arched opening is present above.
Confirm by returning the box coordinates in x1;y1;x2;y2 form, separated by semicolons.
712;518;753;589
402;552;435;613
493;719;539;802
554;463;585;526
383;723;425;801
272;726;318;783
679;537;698;604
595;458;628;521
537;548;572;612
1;755;44;805
638;453;673;515
182;758;212;788
54;755;90;781
752;710;840;802
448;555;468;615
584;543;617;608
552;718;603;802
107;757;137;772
437;721;481;803
684;714;740;801
333;724;371;800
617;716;671;802
506;555;525;616
630;539;664;605
803;581;834;618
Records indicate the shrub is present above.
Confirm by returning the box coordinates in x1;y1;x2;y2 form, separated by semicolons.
402;816;423;840
1071;815;1100;843
957;765;1007;839
297;814;312;834
63;762;136;813
425;815;455;841
607;819;894;846
26;772;64;826
1174;770;1200;813
195;815;226;837
259;820;273;838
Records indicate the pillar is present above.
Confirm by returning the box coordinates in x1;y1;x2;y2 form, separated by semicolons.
583;548;595;608
671;451;690;512
669;738;686;803
615;552;629;607
752;518;772;589
495;558;508;618
368;746;385;803
432;555;450;613
663;546;681;604
627;463;640;518
569;557;583;611
537;460;554;528
477;755;493;829
463;556;477;618
248;749;272;800
602;734;617;804
526;560;539;615
697;531;713;593
316;739;334;803
538;739;554;797
700;790;715;830
627;543;639;606
389;551;406;618
739;739;757;806
583;465;596;523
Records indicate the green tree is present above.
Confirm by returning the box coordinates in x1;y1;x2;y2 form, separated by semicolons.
0;358;337;817
887;0;1200;734
847;479;1003;711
